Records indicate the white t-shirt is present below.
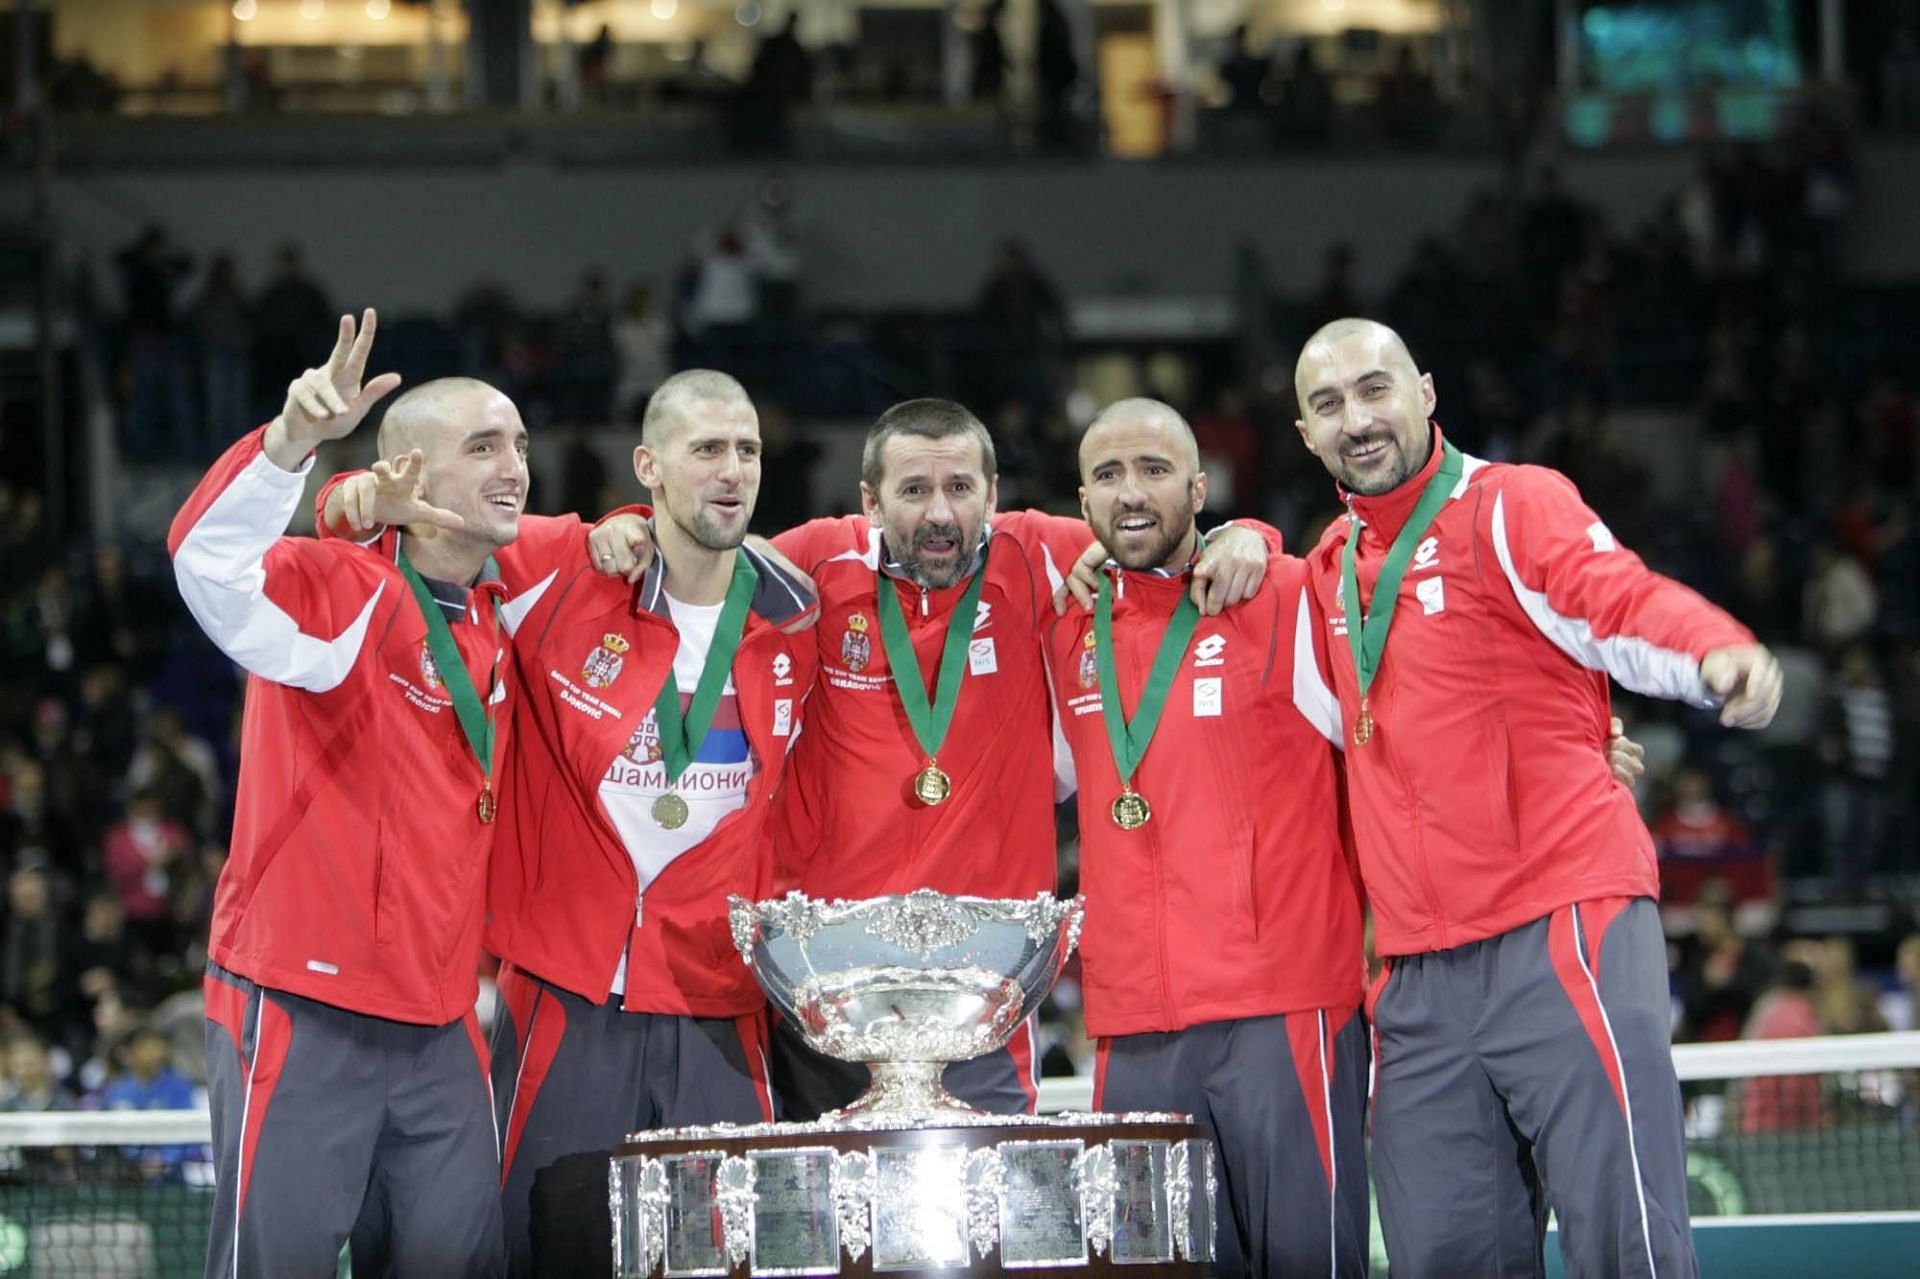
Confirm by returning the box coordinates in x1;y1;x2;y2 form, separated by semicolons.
602;594;758;995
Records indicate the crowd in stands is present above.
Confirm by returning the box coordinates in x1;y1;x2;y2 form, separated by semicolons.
5;127;1920;1136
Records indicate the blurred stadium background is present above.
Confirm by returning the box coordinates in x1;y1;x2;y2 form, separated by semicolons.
0;0;1917;1274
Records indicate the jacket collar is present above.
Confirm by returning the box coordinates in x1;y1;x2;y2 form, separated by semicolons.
1343;422;1448;545
633;519;816;628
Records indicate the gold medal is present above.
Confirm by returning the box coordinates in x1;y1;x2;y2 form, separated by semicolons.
1354;697;1374;747
652;792;690;830
476;786;496;824
1110;787;1151;830
913;762;952;806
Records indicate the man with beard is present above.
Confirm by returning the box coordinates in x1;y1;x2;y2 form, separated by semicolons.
1292;318;1780;1279
588;397;1276;1120
171;311;519;1277
1044;398;1368;1279
321;369;819;1278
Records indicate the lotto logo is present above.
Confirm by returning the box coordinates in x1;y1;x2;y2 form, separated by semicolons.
1194;634;1227;668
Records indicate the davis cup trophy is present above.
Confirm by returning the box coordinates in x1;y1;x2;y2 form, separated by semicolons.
609;890;1218;1277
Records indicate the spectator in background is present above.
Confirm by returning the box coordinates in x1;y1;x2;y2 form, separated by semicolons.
189;254;253;455
970;0;1009;106
99;1022;202;1181
579;25;616;105
1893;932;1920;1031
125;710;220;840
115;224;195;461
1674;891;1773;1043
550;422;610;521
1653;768;1768;906
1377;44;1436;144
102;790;192;964
1796;937;1889;1037
1217;23;1270;114
612;282;672;421
1034;0;1079;148
1820;645;1894;896
1276;42;1331;145
975;239;1066;416
1805;541;1878;650
0;1033;76;1112
741;12;813;152
1737;959;1828;1131
552;269;617;425
249;244;333;421
0;867;66;1039
684;225;762;340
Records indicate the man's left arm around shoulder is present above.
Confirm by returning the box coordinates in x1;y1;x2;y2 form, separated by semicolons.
1490;467;1780;728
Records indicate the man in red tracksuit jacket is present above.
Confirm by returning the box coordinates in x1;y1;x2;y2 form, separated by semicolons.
1046;398;1369;1279
172;312;534;1278
759;398;1273;1119
1294;319;1782;1279
320;370;818;1279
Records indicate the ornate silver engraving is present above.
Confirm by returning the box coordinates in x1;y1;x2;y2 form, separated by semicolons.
830;1150;875;1262
637;1159;668;1275
963;1146;1006;1259
1168;1139;1193;1260
727;896;760;966
1203;1142;1219;1260
1075;1144;1116;1257
1019;892;1080;950
715;1156;756;1268
623;1109;1191;1144
863;889;981;956
758;891;822;944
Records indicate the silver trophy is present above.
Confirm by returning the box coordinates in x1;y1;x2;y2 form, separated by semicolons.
612;890;1216;1277
728;889;1083;1118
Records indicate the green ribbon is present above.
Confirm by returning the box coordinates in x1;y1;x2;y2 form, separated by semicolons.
1339;438;1463;699
873;540;990;762
1093;573;1200;788
654;553;760;783
396;547;501;791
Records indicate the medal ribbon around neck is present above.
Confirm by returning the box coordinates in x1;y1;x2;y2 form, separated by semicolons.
397;547;502;818
653;553;760;783
1093;566;1200;792
873;538;990;767
1338;438;1463;728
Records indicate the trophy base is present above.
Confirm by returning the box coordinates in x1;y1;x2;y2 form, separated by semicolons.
611;1112;1216;1278
827;1060;981;1123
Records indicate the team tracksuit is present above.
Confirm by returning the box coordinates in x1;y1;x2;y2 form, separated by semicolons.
1304;426;1755;1279
173;426;549;1278
482;525;817;1278
1046;547;1370;1279
766;511;1091;1117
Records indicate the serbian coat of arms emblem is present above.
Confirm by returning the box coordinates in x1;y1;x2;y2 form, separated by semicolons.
582;632;630;689
840;612;872;673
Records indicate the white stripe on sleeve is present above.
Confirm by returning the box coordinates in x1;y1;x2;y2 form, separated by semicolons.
1291;586;1343;748
173;451;381;694
1490;491;1716;707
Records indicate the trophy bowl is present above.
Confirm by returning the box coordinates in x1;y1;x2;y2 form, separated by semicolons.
730;889;1085;1120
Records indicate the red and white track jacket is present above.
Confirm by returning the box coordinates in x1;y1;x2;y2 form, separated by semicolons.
768;512;1090;902
1303;427;1756;958
482;521;819;1016
1045;551;1366;1038
170;427;511;1025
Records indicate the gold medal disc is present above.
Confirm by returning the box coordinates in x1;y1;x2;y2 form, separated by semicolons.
1354;700;1374;747
1110;789;1151;830
913;764;952;807
652;792;690;830
477;786;496;824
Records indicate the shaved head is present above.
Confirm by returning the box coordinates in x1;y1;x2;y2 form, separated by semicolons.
376;377;505;457
1080;398;1200;475
1293;318;1417;408
641;370;753;449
